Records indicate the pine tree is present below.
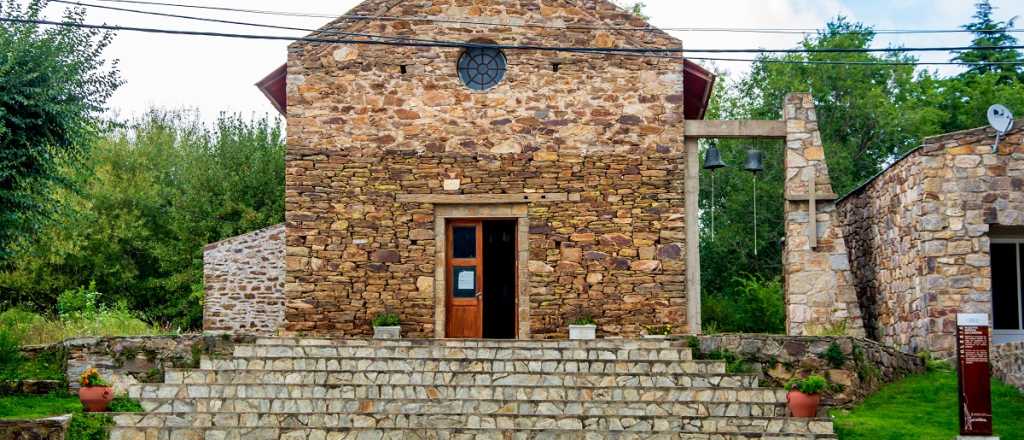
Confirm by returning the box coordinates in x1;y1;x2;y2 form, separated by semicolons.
953;0;1023;83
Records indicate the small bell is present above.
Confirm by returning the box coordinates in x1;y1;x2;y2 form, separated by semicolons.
703;145;726;241
744;149;764;172
703;146;727;170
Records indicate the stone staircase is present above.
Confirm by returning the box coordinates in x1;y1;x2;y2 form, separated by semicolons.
110;338;837;439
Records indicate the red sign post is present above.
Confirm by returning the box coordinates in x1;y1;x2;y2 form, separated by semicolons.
956;313;994;437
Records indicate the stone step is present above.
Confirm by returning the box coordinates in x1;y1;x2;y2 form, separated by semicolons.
201;356;726;375
111;413;832;435
109;426;838;440
164;370;750;388
130;384;788;404
253;338;687;350
233;344;694;361
137;397;787;418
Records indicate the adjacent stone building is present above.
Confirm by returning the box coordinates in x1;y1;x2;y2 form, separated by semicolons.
839;121;1024;356
203;224;285;335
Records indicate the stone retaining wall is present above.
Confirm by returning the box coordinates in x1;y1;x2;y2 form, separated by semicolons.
203;224;285;335
993;341;1024;391
64;335;249;391
694;334;924;407
0;415;69;440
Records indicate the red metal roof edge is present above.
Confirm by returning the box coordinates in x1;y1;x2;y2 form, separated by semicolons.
683;59;716;120
255;63;288;116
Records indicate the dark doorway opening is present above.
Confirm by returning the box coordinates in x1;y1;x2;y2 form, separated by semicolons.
483;220;517;339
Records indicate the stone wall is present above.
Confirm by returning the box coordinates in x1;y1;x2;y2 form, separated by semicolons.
839;121;1024;356
993;341;1024;391
694;334;924;407
64;335;248;391
284;0;688;338
782;94;864;337
203;224;285;335
0;415;70;440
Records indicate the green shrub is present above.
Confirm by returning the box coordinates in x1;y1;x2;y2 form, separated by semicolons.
57;283;102;319
0;305;166;346
371;313;400;327
0;328;20;370
821;342;847;368
569;315;596;326
108;395;144;413
66;413;113;440
702;274;784;334
643;324;673;336
787;375;829;395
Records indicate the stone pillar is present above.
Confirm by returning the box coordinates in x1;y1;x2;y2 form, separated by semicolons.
783;93;865;337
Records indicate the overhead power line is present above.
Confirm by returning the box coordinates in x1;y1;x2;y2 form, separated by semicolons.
5;17;1024;67
63;0;1024;63
11;15;1024;56
81;0;1024;35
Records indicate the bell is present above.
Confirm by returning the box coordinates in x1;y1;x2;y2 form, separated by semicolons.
744;149;764;173
703;146;727;170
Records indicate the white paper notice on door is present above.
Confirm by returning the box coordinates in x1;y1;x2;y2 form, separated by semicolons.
457;269;475;290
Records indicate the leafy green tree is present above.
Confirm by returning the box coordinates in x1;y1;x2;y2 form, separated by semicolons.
953;0;1022;83
936;1;1024;132
0;111;284;329
0;0;121;260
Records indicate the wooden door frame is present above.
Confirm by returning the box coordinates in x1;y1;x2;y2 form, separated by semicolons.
433;204;530;339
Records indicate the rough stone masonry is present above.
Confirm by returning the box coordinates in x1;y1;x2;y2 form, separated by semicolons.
839;121;1024;356
283;0;688;338
203;224;285;335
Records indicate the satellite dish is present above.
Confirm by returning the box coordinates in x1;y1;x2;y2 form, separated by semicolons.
988;104;1014;134
988;104;1014;152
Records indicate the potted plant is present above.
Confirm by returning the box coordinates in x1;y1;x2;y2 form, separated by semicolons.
785;375;828;417
568;315;597;340
372;312;401;339
643;324;672;339
78;367;114;412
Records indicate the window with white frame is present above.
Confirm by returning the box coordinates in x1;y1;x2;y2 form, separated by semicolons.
991;239;1024;341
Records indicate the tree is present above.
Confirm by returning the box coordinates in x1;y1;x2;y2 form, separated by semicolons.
0;111;285;329
936;1;1024;132
0;0;122;261
953;0;1022;83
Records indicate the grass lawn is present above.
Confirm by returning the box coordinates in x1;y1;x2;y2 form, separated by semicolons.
831;369;1024;440
0;393;81;420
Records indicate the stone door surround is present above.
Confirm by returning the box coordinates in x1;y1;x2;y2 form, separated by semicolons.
432;203;531;339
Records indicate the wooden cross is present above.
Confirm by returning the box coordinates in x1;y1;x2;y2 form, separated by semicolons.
785;172;837;249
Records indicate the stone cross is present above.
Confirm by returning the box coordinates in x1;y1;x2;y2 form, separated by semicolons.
785;170;837;249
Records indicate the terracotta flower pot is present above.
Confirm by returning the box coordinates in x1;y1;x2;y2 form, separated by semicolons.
786;390;821;417
79;386;114;412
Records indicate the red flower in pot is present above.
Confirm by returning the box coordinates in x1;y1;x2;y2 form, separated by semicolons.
78;367;114;412
785;375;828;417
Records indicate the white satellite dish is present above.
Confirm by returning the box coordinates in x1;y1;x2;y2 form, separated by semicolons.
988;104;1014;152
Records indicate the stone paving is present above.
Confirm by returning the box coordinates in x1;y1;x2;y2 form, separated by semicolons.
111;338;837;439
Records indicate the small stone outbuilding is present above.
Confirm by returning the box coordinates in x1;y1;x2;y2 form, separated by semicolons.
838;120;1024;356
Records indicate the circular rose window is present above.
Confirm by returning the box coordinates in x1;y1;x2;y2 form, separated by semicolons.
457;47;507;91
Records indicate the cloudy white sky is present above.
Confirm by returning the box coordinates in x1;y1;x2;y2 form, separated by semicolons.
27;0;1016;121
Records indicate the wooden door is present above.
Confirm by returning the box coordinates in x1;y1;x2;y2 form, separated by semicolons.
446;220;484;338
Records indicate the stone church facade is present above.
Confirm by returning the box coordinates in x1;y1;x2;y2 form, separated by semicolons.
264;0;715;339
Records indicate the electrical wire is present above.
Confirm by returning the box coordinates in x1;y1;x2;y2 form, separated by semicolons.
11;15;1024;56
79;0;1024;35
